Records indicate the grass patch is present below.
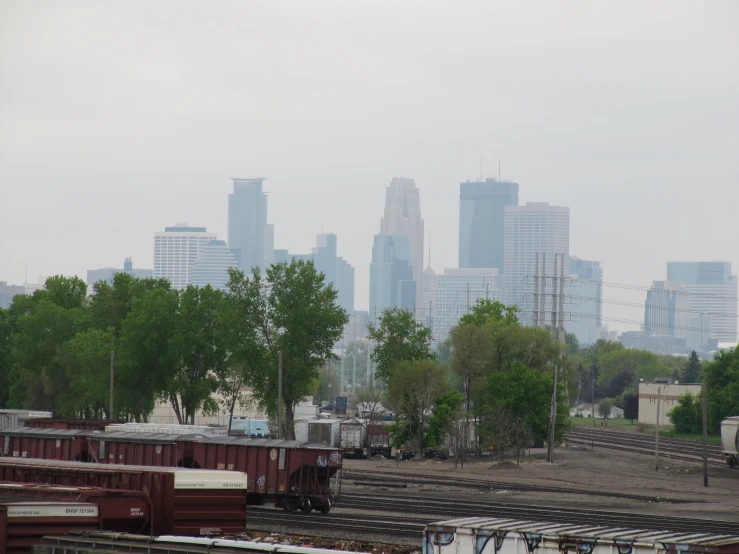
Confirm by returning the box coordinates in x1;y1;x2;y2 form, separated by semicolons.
658;429;722;444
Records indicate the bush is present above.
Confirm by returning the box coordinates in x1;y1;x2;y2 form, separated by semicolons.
669;393;702;434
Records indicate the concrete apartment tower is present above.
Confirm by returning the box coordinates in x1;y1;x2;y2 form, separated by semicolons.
228;178;274;273
379;178;424;316
459;178;518;271
154;225;216;289
503;202;570;321
190;240;239;291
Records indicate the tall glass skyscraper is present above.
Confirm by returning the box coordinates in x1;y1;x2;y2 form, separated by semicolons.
228;178;274;273
459;179;518;271
567;256;603;346
369;233;416;319
666;261;737;344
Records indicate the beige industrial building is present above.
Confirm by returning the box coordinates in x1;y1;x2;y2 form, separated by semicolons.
638;382;702;426
149;389;267;425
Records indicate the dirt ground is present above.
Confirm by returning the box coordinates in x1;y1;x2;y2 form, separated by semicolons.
341;445;739;522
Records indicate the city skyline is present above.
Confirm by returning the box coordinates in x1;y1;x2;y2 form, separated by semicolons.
1;2;738;336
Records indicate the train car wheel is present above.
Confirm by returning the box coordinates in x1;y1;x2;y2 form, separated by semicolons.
320;499;331;514
300;498;312;513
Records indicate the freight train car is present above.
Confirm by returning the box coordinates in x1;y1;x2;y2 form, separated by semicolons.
722;416;739;468
0;410;53;432
0;500;100;554
0;458;248;536
424;517;739;554
0;427;342;514
0;482;151;535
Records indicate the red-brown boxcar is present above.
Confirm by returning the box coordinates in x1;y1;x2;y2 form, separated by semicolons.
0;482;151;535
0;500;101;554
192;436;342;513
0;458;248;537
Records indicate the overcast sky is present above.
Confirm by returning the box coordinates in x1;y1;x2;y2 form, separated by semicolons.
1;1;737;332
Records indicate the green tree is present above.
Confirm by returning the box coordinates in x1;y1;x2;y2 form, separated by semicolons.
425;390;465;448
116;286;179;421
449;324;491;414
682;350;702;383
597;398;614;419
597;348;663;398
164;285;228;424
227;260;347;439
669;392;702;434
9;276;89;411
387;360;450;453
479;363;569;447
0;308;11;408
458;299;518;327
367;308;433;383
55;328;114;418
618;390;639;423
704;346;739;433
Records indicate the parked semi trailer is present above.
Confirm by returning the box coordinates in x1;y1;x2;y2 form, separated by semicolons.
723;416;739;468
424;517;739;554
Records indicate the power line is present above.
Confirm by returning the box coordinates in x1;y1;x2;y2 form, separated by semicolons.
570;277;739;302
567;293;738;320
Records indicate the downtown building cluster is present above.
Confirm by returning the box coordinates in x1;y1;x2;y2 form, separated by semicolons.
4;175;736;357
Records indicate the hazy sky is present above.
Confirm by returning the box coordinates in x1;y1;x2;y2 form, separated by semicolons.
1;1;738;332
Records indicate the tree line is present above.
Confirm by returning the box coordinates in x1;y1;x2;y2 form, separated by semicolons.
0;261;347;439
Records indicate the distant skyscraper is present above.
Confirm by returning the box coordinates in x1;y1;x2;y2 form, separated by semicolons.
273;234;355;314
644;281;688;340
459;179;518;271
433;268;500;341
87;257;154;292
369;233;415;318
420;265;437;330
0;281;25;309
190;240;239;291
666;261;738;344
380;178;424;313
228;178;273;273
154;225;216;289
567;256;603;346
504;202;570;321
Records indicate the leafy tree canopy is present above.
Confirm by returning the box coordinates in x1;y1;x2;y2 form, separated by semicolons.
458;299;518;327
367;308;433;383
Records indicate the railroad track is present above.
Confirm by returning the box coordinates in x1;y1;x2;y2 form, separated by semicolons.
336;490;739;536
247;506;423;542
566;428;726;465
342;468;698;504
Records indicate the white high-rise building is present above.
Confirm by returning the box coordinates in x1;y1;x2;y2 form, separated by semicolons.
504;202;570;323
433;268;500;341
154;225;216;289
380;178;424;314
190;240;239;291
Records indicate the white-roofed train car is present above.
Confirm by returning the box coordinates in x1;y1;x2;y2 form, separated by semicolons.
424;518;739;554
721;416;739;468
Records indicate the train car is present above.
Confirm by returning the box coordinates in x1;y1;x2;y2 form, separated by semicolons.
1;427;343;514
0;482;151;534
0;410;53;431
24;419;123;431
723;416;739;468
339;419;366;459
424;517;739;554
0;500;100;554
191;436;341;513
0;458;248;536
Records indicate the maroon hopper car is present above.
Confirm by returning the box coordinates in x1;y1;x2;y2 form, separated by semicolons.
0;458;248;537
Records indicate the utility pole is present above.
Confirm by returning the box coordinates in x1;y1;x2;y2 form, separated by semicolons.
533;253;540;328
352;312;357;391
539;254;547;330
327;358;332;401
702;373;709;487
278;351;283;440
339;335;345;393
654;386;661;470
558;254;565;343
551;255;558;331
109;340;115;420
366;340;372;386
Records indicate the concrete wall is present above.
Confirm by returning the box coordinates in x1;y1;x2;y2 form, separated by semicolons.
149;390;268;425
638;382;702;426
